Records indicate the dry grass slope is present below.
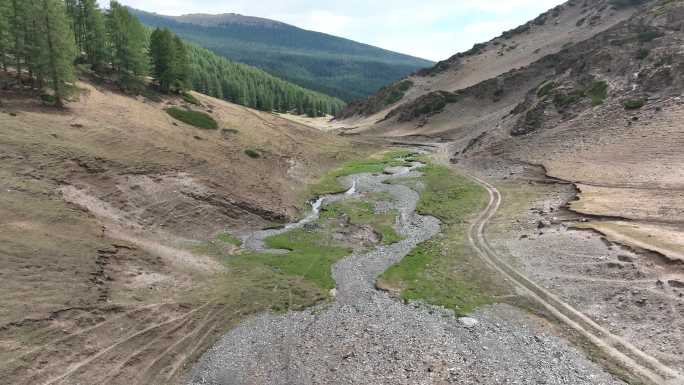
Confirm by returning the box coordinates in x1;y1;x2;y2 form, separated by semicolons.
0;81;367;384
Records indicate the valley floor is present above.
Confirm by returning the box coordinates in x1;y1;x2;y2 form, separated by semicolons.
185;152;629;385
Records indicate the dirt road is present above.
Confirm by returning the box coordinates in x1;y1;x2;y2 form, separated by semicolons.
464;173;684;385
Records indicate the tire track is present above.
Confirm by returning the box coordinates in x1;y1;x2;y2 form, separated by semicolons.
2;304;164;368
39;302;214;385
464;172;684;385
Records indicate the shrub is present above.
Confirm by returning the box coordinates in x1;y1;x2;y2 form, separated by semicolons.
623;98;646;110
585;81;609;106
637;30;665;43
182;92;201;106
141;88;162;103
165;107;218;129
635;48;650;60
553;89;585;108
609;0;649;9
245;148;260;158
537;81;556;98
40;94;57;106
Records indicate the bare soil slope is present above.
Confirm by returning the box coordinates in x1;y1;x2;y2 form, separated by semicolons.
337;0;639;130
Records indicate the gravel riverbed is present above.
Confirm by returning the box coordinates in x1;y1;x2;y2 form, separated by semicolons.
187;164;625;385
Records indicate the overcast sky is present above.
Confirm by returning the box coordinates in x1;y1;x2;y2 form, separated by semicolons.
98;0;564;61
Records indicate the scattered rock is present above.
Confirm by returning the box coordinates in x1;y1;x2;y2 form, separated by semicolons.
458;317;479;328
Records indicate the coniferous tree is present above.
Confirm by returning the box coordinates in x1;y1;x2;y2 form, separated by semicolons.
107;1;147;91
0;0;12;72
9;0;26;83
149;28;175;92
172;35;189;90
35;0;77;107
81;0;107;71
149;28;190;93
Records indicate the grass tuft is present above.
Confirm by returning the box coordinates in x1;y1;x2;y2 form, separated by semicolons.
182;92;201;106
216;232;242;246
585;81;609;106
623;98;646;110
165;107;218;129
244;148;261;158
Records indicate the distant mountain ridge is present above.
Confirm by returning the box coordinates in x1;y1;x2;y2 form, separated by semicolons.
130;8;434;102
172;13;286;28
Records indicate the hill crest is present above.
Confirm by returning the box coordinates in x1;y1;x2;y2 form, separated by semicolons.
130;7;434;101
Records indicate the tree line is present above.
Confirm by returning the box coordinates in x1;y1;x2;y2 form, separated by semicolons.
188;45;345;116
0;0;344;116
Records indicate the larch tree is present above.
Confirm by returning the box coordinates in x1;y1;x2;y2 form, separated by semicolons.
35;0;77;107
149;28;175;92
172;35;189;91
0;0;10;72
81;0;108;71
107;1;148;91
9;0;26;83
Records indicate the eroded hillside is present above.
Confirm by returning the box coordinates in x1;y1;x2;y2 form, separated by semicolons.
0;80;365;384
335;0;684;382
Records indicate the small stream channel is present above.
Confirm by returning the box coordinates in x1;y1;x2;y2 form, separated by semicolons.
241;159;423;254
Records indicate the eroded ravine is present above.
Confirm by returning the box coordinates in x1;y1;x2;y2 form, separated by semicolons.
186;159;627;385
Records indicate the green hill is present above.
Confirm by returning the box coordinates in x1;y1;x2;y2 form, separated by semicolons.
130;8;434;102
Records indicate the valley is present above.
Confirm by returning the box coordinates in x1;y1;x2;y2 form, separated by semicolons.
1;0;683;384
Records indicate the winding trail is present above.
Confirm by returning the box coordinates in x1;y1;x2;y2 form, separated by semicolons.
186;159;628;385
464;173;684;385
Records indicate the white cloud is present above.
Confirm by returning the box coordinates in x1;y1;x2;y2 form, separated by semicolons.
288;10;354;35
98;0;566;60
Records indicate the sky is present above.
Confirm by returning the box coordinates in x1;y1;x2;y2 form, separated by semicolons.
97;0;564;61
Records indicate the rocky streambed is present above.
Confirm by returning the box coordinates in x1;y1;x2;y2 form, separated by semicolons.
187;161;625;385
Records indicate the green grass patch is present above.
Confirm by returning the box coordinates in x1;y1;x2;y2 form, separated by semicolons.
637;30;664;43
309;150;414;196
236;228;351;290
321;199;403;245
216;232;242;246
182;92;201;106
244;148;261;158
378;162;507;316
165;107;218;129
553;89;585;109
536;81;556;98
623;98;646;110
585;81;609;106
413;163;488;225
40;94;58;106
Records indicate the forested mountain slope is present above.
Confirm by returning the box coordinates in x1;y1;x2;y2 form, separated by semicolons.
186;44;345;116
130;8;434;102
